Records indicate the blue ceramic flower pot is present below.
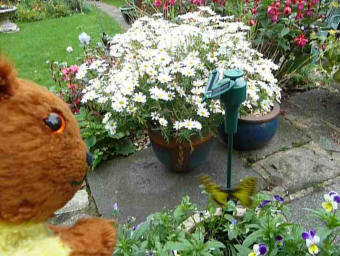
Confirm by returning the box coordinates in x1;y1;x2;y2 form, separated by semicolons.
220;103;280;151
148;129;213;172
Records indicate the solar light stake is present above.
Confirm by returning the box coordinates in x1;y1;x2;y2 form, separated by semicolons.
203;69;247;188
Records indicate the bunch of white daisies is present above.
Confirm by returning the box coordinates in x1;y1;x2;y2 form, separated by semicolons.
76;7;281;140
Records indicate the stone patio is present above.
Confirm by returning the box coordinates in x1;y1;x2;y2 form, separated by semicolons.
51;86;340;228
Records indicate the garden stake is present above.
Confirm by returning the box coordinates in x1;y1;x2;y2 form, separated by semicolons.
203;69;246;188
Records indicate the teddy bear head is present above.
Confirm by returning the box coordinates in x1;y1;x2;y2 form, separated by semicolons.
0;57;90;224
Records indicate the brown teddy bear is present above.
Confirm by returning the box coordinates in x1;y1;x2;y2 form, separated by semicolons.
0;57;117;256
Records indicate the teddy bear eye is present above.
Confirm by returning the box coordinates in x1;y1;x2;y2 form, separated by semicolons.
44;112;65;134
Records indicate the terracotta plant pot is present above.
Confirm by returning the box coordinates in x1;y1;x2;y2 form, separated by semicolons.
148;129;213;172
220;102;280;151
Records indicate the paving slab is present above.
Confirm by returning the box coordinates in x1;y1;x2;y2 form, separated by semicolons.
237;116;311;163
88;140;264;223
253;142;340;193
55;189;89;215
282;87;340;152
287;176;340;229
48;189;99;226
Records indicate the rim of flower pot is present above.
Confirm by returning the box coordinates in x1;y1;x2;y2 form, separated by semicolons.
0;5;17;13
120;6;135;12
239;102;280;124
148;128;211;149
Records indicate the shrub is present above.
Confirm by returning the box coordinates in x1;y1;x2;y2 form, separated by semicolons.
11;0;91;22
48;37;140;169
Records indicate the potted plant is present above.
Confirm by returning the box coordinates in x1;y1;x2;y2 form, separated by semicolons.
75;8;280;171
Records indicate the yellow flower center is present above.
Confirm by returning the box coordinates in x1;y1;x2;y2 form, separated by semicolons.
308;244;319;255
322;202;333;212
248;252;256;256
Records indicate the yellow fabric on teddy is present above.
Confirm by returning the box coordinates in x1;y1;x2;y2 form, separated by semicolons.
0;221;71;256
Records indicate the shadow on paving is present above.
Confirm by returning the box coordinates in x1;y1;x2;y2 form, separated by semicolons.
87;140;263;223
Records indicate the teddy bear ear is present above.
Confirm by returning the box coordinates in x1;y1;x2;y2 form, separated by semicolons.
0;57;18;100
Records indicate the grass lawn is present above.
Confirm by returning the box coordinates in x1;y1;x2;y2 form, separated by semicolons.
102;0;127;7
0;9;123;87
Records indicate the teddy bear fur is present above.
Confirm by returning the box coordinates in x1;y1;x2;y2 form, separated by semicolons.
0;56;117;255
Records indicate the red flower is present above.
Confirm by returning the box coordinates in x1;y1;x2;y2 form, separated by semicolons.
249;19;255;26
251;8;257;14
283;5;292;15
294;34;308;47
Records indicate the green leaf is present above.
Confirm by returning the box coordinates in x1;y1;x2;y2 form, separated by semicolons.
84;136;96;149
110;132;126;140
117;140;135;156
204;240;225;250
242;230;263;247
165;240;193;251
228;230;237;240
234;244;252;256
280;27;289;37
132;221;149;240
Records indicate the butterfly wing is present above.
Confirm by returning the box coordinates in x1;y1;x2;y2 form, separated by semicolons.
231;177;258;207
198;175;229;207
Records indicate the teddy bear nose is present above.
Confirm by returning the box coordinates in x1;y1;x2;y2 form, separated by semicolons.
86;151;93;166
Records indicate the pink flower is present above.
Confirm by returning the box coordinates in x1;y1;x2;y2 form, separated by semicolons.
267;3;276;15
191;0;201;5
294;34;308;47
251;8;257;14
169;0;176;5
62;68;69;76
69;65;79;74
154;0;162;7
312;0;318;4
297;0;304;11
272;14;279;23
296;10;304;20
283;5;292;15
306;8;312;16
249;19;255;26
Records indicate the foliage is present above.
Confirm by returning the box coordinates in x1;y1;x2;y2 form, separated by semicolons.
47;35;138;169
243;0;335;88
114;191;340;255
10;0;91;22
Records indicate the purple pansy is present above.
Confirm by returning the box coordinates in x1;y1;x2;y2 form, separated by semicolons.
302;228;316;240
275;235;283;241
249;244;268;256
302;229;320;255
273;195;284;203
259;200;271;208
334;194;340;203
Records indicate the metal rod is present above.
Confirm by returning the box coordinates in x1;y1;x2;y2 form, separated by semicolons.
227;132;233;188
